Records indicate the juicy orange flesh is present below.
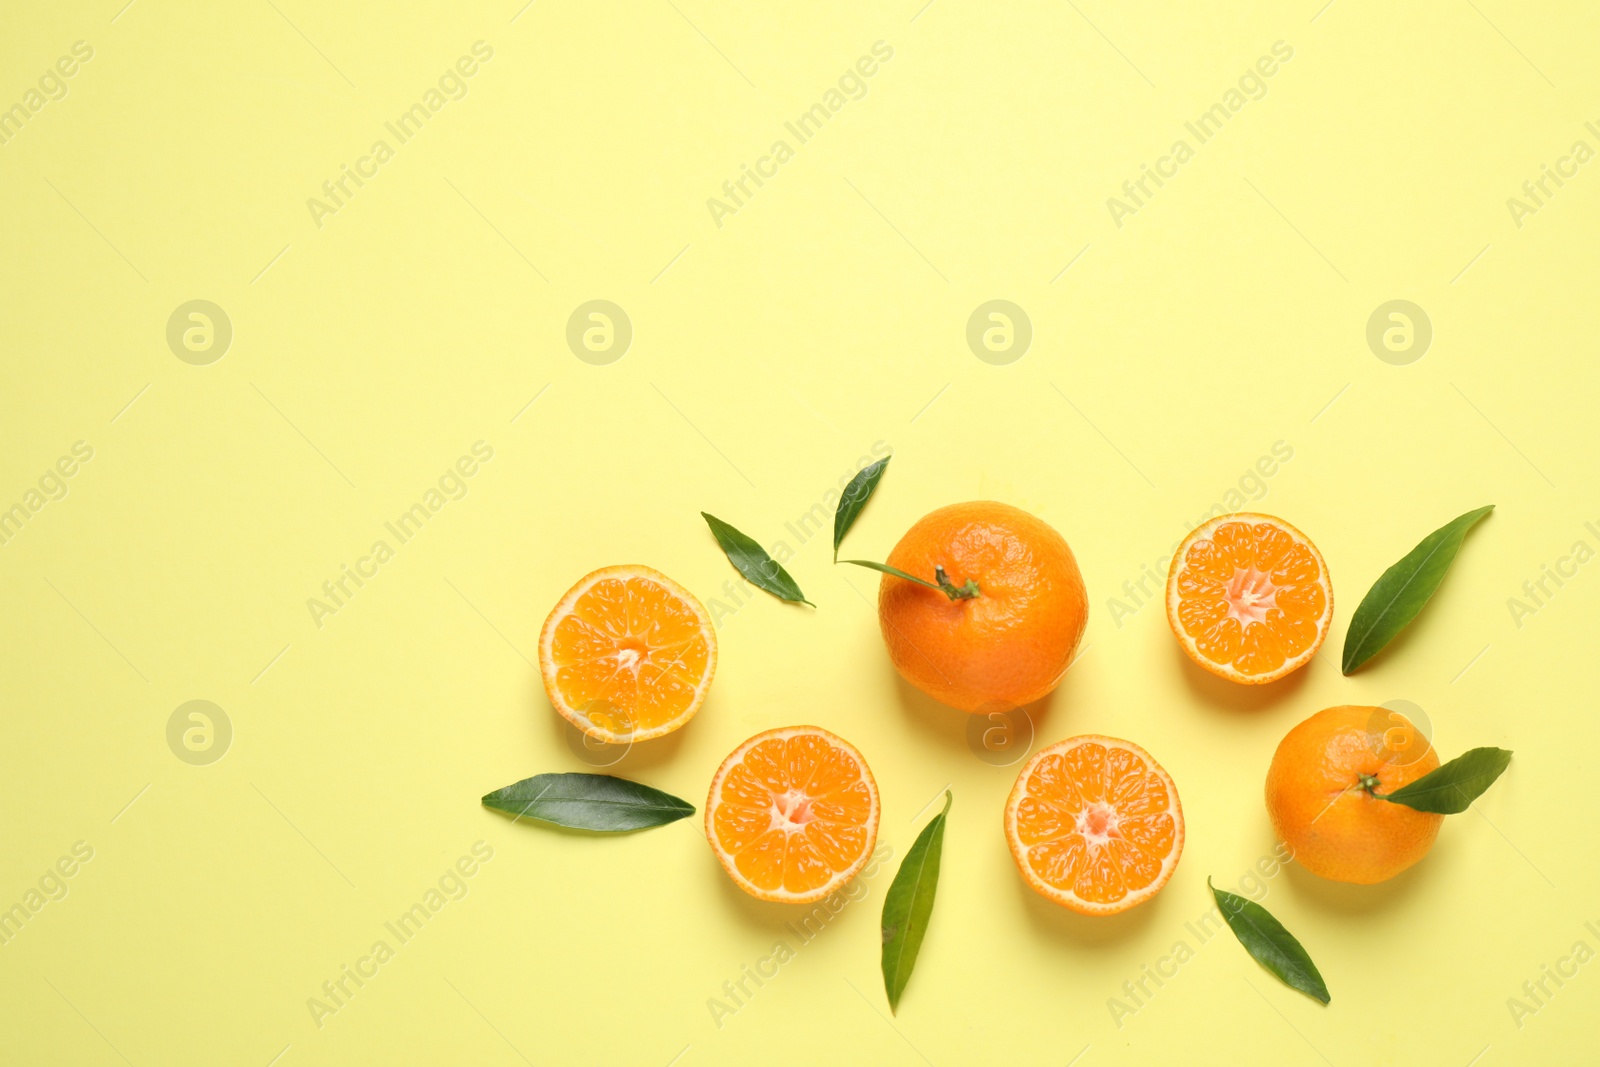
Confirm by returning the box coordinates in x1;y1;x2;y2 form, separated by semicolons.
712;735;873;895
1176;521;1326;676
548;576;711;733
1014;743;1177;905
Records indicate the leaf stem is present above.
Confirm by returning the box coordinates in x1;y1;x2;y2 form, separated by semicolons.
842;559;980;600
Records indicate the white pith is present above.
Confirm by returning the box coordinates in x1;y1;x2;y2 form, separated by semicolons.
1075;800;1119;848
769;789;816;833
1224;565;1279;626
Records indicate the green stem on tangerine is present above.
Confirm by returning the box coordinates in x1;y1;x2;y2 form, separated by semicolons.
934;565;980;600
838;559;980;600
1357;773;1383;795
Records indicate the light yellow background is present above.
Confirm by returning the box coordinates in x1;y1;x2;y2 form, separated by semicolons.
3;1;1597;1064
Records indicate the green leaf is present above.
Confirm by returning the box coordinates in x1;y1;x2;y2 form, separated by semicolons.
833;454;891;561
1209;878;1330;1005
881;792;951;1012
1342;505;1494;674
1376;747;1512;814
701;512;814;606
482;773;694;832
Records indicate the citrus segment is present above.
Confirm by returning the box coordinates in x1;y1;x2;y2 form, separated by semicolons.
1005;736;1183;914
1166;513;1331;684
706;726;880;903
539;565;716;743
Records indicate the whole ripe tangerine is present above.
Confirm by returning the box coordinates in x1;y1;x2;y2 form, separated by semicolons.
876;501;1088;713
1266;704;1443;885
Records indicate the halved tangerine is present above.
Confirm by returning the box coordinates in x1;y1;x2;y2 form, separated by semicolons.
706;726;880;904
538;565;716;744
1166;513;1332;684
1004;735;1183;915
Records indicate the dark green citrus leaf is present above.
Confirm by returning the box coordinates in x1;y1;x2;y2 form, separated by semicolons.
882;792;951;1012
702;512;814;606
1209;878;1330;1004
1376;747;1512;814
834;454;891;560
1342;505;1494;673
482;773;694;832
